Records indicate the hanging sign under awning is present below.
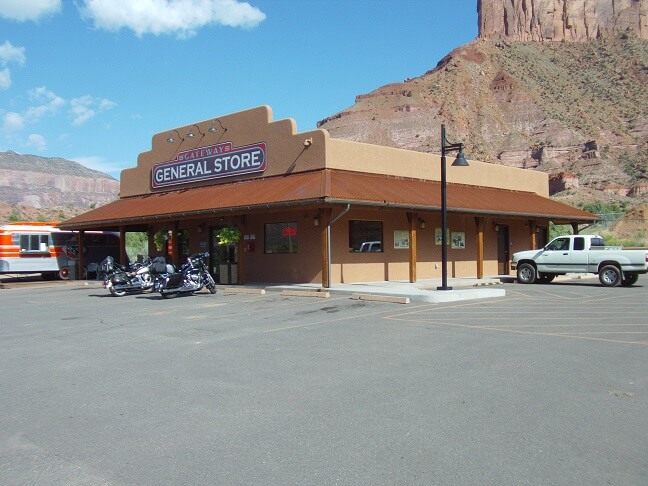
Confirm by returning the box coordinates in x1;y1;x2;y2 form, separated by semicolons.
151;141;267;188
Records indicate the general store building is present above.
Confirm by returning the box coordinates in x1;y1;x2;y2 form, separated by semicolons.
60;106;597;286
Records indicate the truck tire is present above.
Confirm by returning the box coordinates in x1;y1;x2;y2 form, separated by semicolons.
621;273;639;287
517;263;536;284
599;265;621;287
58;266;70;280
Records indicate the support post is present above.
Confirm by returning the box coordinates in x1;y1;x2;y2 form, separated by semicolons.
475;217;484;279
408;212;417;283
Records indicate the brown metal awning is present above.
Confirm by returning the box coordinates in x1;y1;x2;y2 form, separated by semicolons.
59;169;597;230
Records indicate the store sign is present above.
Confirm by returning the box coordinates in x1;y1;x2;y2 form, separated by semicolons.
151;141;267;188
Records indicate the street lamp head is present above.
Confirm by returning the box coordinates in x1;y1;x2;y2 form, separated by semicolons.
452;147;469;167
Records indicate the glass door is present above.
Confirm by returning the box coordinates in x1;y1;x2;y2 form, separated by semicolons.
209;226;238;284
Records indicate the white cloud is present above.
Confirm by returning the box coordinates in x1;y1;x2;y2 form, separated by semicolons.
3;111;24;131
79;0;266;38
0;41;26;66
0;0;61;21
26;86;65;120
27;133;47;151
0;41;26;90
0;68;10;90
69;95;116;126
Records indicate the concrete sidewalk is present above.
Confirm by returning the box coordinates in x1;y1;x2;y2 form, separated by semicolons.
262;276;506;303
3;274;507;303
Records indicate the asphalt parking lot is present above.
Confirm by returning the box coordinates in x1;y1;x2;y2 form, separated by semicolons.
1;279;647;485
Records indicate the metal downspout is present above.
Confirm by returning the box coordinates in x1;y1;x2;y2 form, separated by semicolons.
326;204;351;289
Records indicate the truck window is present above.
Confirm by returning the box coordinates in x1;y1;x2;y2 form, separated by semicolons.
546;237;569;251
573;237;585;251
591;237;604;247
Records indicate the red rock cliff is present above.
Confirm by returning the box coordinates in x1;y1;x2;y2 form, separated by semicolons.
478;0;648;41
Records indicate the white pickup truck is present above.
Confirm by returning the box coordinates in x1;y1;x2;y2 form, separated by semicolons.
511;234;648;287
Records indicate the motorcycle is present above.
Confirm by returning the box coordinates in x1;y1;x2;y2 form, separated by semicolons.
99;256;169;297
158;252;217;299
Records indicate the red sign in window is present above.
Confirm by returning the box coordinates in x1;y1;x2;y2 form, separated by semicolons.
282;227;297;237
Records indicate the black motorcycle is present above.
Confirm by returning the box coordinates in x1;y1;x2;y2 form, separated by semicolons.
99;256;169;297
158;252;217;299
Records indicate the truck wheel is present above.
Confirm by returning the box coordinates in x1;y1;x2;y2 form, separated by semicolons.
599;265;621;287
517;263;536;284
621;273;639;287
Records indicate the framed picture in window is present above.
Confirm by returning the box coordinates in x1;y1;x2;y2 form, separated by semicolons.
394;230;409;249
451;231;466;249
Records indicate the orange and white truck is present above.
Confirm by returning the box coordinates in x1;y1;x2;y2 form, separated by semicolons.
0;222;120;280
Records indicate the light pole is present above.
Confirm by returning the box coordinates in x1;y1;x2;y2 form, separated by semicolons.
438;124;469;291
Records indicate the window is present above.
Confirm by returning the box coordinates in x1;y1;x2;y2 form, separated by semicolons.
591;237;604;247
349;220;383;252
265;222;298;254
573;237;585;251
19;234;50;252
546;237;570;251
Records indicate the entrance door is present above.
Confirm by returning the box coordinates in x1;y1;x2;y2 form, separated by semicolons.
496;225;510;275
210;227;238;284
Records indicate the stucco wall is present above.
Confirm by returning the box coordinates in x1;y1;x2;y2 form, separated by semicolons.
120;105;549;199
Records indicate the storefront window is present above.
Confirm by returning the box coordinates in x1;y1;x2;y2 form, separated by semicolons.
265;222;298;254
349;220;383;252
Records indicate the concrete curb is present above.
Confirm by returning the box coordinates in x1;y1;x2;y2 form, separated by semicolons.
351;293;410;304
280;290;331;298
223;287;266;295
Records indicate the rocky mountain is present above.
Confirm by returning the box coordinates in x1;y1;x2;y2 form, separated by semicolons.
0;151;119;224
318;2;648;212
479;0;647;42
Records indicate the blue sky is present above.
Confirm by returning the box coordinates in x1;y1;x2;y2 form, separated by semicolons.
0;0;477;178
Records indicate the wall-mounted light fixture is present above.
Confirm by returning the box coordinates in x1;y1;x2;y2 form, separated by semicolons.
304;138;313;147
186;124;205;140
166;129;183;143
197;223;204;233
313;216;320;227
209;118;227;134
418;217;426;229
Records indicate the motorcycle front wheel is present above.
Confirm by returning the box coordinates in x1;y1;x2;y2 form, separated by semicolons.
205;274;217;294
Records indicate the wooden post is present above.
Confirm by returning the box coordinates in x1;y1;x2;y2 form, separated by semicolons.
407;212;417;283
148;226;156;257
119;226;127;265
320;208;332;288
529;220;537;249
77;230;85;280
237;228;245;285
475;217;484;279
171;221;180;268
571;222;579;235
